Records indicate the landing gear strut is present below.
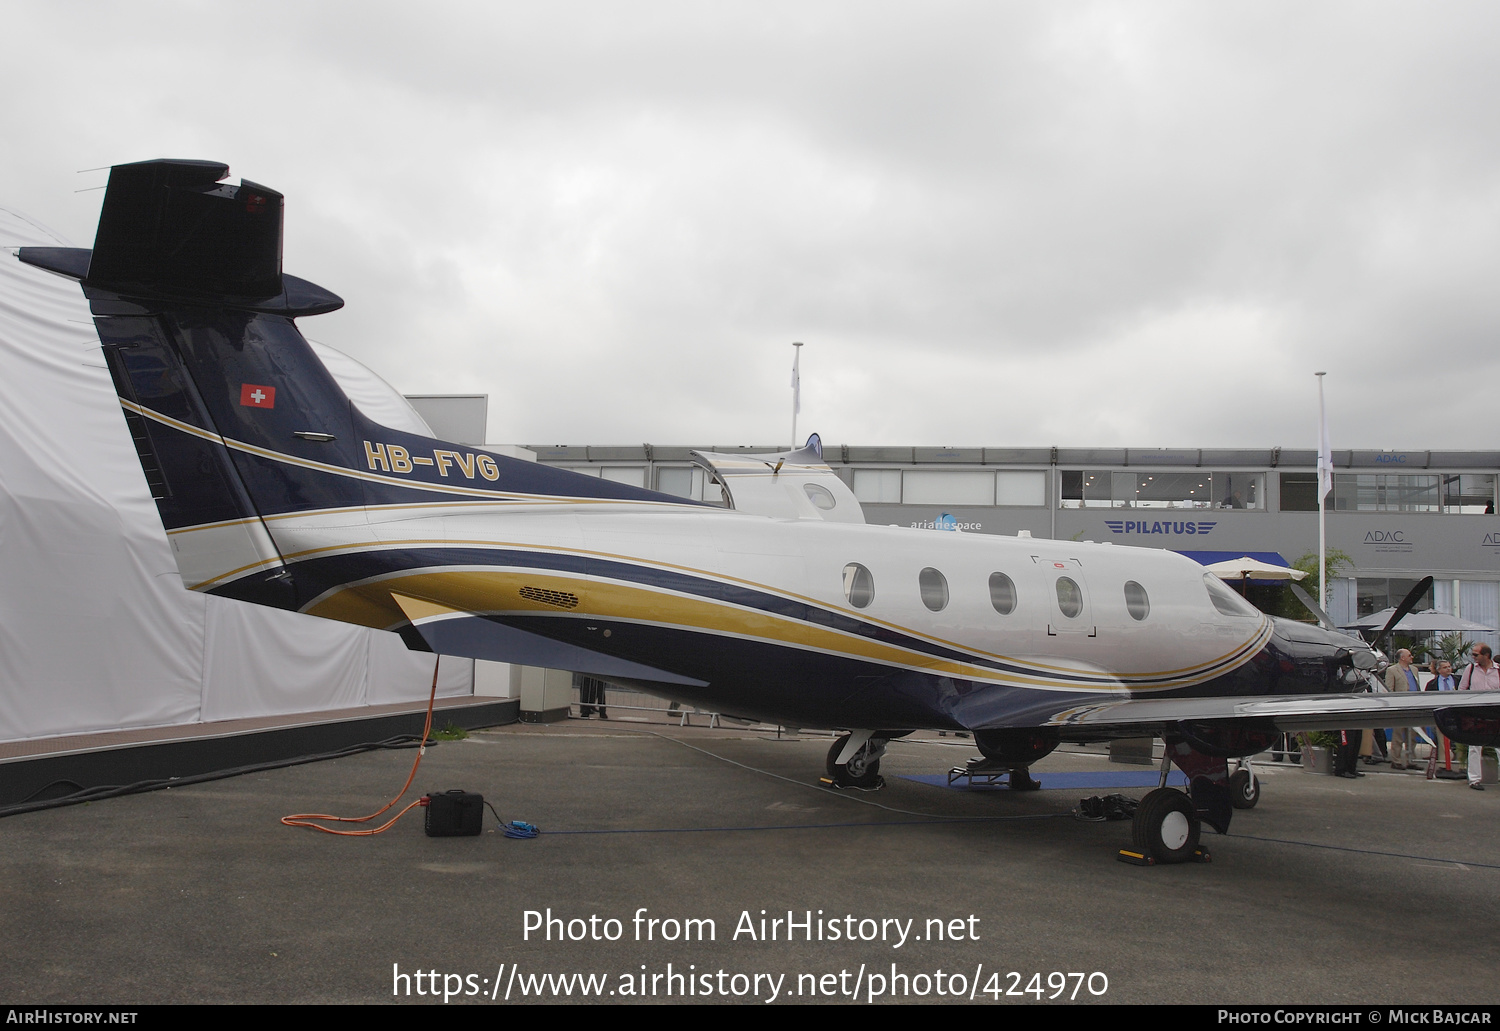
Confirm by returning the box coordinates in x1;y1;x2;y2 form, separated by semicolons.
826;732;887;789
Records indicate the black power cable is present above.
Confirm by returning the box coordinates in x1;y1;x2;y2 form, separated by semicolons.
0;734;434;820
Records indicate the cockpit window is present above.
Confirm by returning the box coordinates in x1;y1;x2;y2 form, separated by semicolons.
843;563;875;608
1203;573;1260;618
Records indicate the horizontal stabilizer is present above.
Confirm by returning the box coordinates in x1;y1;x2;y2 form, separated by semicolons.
390;594;709;688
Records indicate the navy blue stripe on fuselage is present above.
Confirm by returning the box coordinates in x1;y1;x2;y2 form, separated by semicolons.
210;542;1256;688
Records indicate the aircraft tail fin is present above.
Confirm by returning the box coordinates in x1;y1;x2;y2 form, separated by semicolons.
20;159;689;612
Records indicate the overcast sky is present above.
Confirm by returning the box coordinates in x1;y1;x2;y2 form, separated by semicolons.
4;2;1498;451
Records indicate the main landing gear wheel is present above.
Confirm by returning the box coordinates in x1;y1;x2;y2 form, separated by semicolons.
827;735;883;789
1131;788;1201;864
1229;768;1260;809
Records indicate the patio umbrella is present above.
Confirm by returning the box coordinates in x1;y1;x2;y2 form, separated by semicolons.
1202;556;1307;595
1339;608;1496;634
1202;557;1309;581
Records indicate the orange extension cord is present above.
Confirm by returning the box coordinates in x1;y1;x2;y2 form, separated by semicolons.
280;656;441;836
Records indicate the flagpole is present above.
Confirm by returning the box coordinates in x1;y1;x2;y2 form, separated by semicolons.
790;341;803;449
1316;371;1329;611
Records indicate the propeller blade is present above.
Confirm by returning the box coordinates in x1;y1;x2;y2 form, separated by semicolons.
1289;582;1336;630
1373;576;1435;656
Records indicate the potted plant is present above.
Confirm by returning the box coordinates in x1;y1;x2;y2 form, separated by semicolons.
1299;731;1338;774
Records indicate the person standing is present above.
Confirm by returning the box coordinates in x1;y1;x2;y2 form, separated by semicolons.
1384;649;1419;769
1458;645;1499;790
1427;659;1459;776
1334;728;1364;779
577;673;609;719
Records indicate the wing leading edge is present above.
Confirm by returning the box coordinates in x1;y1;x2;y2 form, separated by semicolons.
1038;689;1500;745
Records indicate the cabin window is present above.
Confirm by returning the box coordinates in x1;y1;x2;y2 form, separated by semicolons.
1055;577;1084;618
1124;581;1150;621
989;572;1018;615
1203;574;1260;618
803;483;837;510
919;567;949;612
843;563;875;608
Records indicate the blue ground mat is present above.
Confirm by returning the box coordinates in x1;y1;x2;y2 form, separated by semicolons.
901;770;1189;791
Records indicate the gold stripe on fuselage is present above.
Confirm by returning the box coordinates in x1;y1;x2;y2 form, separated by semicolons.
303;564;1270;693
278;533;1268;685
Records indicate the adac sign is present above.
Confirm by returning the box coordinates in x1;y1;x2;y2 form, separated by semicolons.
1362;528;1414;553
1105;520;1216;536
1374;454;1409;464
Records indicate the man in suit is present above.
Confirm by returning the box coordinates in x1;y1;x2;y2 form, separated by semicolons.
1426;659;1459;775
1384;649;1420;769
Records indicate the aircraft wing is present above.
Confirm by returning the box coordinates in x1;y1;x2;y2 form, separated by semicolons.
1038;689;1500;739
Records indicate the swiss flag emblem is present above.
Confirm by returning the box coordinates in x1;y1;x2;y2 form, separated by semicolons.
240;384;276;409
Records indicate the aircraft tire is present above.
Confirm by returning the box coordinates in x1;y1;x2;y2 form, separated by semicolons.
1132;788;1200;864
1229;769;1260;809
826;736;882;788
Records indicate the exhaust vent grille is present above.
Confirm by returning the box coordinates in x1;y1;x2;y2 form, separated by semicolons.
519;586;579;610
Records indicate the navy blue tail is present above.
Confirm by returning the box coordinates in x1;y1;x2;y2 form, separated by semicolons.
20;159;691;610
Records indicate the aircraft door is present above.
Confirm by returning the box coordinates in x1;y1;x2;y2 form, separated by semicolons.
1034;556;1096;641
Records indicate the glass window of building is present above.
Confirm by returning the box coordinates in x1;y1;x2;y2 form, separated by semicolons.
843;563;875;608
995;471;1047;507
1355;578;1433;619
1060;470;1136;508
1055;577;1084;618
1124;581;1150;620
1333;474;1440;512
989;572;1018;615
1280;472;1324;512
656;467;693;498
1061;470;1260;510
600;466;648;488
852;469;902;504
918;567;949;611
902;470;995;506
1211;471;1264;510
1441;474;1497;514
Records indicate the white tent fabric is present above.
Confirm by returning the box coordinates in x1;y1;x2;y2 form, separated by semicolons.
0;207;472;743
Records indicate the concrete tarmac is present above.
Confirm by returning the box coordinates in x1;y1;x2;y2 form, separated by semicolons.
1;718;1495;1005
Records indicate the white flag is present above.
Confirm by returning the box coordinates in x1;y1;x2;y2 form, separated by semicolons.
790;349;801;416
1317;377;1332;499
